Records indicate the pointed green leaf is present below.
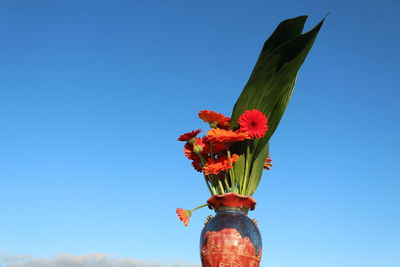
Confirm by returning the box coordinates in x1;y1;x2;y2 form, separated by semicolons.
247;15;307;79
230;16;324;195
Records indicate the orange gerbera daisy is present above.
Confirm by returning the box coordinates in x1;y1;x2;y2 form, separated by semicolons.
198;110;230;129
178;129;201;142
176;208;192;226
264;154;272;170
205;128;250;143
238;109;268;138
202;154;240;175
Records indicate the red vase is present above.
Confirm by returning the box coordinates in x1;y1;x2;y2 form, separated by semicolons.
200;193;262;267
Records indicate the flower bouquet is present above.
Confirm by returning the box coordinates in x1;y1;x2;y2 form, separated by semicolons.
176;16;324;227
176;15;324;267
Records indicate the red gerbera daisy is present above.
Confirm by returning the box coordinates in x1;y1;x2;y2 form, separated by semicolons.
191;159;203;172
198;110;230;129
238;109;268;138
192;138;205;154
183;147;203;172
176;208;192;226
178;129;201;142
205;128;250;144
264;154;272;170
184;144;197;160
203;141;226;154
202;154;240;175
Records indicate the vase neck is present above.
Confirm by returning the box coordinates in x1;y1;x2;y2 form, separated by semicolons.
214;206;249;215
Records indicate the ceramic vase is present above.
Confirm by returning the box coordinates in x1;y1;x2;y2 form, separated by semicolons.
200;193;262;267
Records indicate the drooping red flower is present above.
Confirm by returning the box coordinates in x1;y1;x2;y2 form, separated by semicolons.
205;128;250;144
176;208;192;226
183;147;203;172
178;129;201;142
184;146;192;159
184;146;196;160
264;154;272;170
202;154;240;175
238;109;268;138
182;139;208;172
199;110;230;129
192;159;203;172
192;138;205;154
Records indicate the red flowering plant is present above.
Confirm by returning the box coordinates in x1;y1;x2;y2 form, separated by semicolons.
178;109;269;196
176;15;324;226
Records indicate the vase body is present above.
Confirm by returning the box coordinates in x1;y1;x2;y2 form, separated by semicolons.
200;193;262;267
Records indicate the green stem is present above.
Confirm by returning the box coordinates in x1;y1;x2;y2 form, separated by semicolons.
211;185;217;195
197;153;207;165
190;204;208;212
242;140;252;195
199;154;216;195
224;174;231;191
218;180;225;194
204;176;213;195
227;149;237;193
210;175;219;194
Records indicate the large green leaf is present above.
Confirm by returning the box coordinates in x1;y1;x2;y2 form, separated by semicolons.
245;77;296;195
246;16;308;80
245;142;269;195
252;75;297;159
230;16;324;195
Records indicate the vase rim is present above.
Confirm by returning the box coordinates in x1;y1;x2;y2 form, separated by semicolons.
207;192;257;213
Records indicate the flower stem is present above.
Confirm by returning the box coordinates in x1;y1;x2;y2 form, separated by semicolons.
199;155;215;195
204;176;213;195
242;140;252;195
224;174;230;191
210;175;220;194
190;204;208;212
198;153;207;165
218;180;225;194
211;185;217;195
227;149;236;193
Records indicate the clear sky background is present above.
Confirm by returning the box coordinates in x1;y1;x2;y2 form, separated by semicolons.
0;0;399;267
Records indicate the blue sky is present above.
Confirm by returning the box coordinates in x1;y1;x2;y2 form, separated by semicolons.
0;0;399;266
